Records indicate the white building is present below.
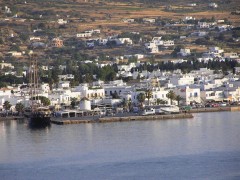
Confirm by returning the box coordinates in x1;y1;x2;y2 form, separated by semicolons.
152;88;171;105
0;62;14;69
57;19;67;24
7;51;22;57
201;90;224;102
223;53;239;59
179;49;191;56
30;36;41;41
103;83;132;98
117;63;136;72
116;38;133;45
74;84;105;99
122;18;135;23
163;40;174;46
143;18;155;23
58;74;75;80
169;75;195;86
174;86;201;105
98;38;108;46
76;32;92;38
58;81;70;89
183;16;195;21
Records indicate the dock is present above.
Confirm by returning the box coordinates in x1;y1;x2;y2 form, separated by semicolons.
189;106;240;113
51;113;193;125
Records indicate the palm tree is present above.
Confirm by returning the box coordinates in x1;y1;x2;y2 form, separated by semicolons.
137;93;145;110
15;102;24;115
145;89;153;105
175;95;183;106
122;98;129;111
166;90;176;105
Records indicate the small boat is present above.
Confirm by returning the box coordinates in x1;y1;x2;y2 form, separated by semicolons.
147;105;180;115
160;105;180;114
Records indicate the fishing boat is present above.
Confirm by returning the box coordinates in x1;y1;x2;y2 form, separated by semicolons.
147;105;180;115
28;56;51;126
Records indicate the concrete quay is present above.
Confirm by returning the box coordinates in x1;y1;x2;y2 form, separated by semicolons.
189;106;240;113
51;113;193;125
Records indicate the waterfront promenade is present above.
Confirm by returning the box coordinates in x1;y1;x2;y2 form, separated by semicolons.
50;106;240;125
1;106;240;124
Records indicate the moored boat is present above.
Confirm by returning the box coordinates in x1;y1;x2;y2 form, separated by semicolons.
29;107;51;126
27;55;51;127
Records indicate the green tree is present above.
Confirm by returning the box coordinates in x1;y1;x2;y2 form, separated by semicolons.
0;82;8;88
10;44;21;51
166;90;176;105
171;45;185;57
19;33;29;42
70;97;78;109
122;98;128;108
137;93;145;109
32;96;50;106
3;101;12;111
0;37;4;44
175;95;183;106
15;102;24;115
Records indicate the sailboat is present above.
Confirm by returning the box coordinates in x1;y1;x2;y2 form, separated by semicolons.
28;56;51;126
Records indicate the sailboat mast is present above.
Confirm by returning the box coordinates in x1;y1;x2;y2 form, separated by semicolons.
29;55;33;109
33;58;36;103
36;58;39;100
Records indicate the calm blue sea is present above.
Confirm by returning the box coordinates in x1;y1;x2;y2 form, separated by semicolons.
1;112;240;179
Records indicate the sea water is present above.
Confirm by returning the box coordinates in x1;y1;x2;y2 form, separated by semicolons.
0;111;240;179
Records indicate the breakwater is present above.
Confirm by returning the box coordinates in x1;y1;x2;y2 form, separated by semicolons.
51;113;193;125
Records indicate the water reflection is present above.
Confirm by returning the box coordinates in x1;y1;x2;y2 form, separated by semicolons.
1;112;240;166
28;123;51;131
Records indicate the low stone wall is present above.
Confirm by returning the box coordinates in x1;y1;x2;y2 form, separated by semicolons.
189;106;240;113
189;107;230;113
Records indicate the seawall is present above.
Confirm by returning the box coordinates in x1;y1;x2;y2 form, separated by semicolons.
51;113;193;125
189;106;240;113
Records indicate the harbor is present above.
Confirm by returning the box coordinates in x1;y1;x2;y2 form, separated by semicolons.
1;105;240;124
50;105;240;125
